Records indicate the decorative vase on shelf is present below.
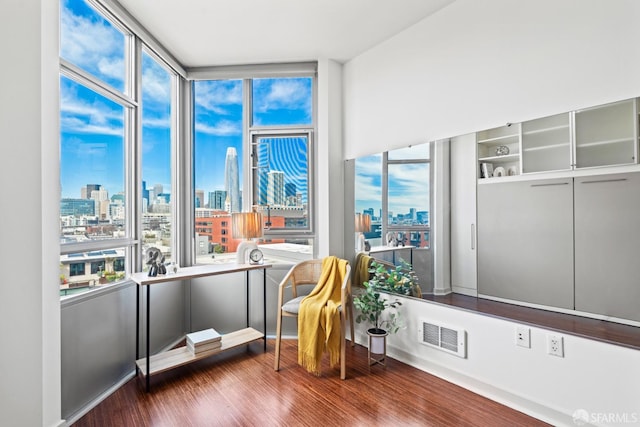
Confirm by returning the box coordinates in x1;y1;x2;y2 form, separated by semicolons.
495;145;510;156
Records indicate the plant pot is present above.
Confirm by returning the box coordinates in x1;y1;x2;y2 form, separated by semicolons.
367;328;388;355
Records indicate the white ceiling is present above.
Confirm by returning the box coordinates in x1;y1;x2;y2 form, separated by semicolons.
116;0;455;68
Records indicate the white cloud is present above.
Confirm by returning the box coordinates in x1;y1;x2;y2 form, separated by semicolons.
388;163;430;213
142;57;171;103
60;82;123;135
253;78;311;116
142;116;171;129
195;119;241;136
61;1;124;84
355;154;429;215
194;80;242;115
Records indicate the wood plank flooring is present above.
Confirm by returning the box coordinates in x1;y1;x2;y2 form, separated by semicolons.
73;339;548;426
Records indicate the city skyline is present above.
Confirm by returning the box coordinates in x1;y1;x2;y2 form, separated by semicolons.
355;151;430;224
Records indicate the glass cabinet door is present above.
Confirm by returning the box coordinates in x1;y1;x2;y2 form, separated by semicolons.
574;98;637;168
521;113;572;174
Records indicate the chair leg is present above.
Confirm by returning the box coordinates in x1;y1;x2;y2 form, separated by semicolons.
340;313;346;380
348;299;355;347
274;309;283;371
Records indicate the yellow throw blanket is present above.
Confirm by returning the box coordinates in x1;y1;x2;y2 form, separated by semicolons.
353;253;373;288
298;256;348;376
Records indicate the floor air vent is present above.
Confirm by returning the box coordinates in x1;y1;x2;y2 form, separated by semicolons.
418;319;466;358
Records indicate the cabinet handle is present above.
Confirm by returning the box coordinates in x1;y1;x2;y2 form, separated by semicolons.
530;182;569;187
580;178;628;184
471;224;475;250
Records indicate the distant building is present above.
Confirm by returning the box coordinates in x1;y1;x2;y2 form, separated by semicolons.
208;190;227;210
267;171;285;206
285;182;296;198
61;198;96;216
195;208;284;253
195;189;205;208
417;211;429;225
81;184;101;200
153;184;163;198
224;147;240;212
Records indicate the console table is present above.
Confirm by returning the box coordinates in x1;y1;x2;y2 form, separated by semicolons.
130;263;272;391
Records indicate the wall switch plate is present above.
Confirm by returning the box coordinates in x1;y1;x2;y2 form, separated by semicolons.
516;326;530;348
547;334;564;357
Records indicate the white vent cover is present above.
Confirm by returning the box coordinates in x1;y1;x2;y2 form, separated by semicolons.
418;319;466;358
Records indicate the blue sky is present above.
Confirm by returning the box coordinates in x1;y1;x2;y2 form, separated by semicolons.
355;146;430;219
60;0;312;203
193;78;312;199
60;0;426;218
60;0;174;200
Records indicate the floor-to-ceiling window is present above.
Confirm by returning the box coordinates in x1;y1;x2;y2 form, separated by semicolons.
59;0;177;297
355;143;431;249
193;73;315;263
141;48;175;267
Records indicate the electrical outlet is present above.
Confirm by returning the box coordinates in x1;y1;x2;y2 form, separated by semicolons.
547;334;564;357
516;326;530;348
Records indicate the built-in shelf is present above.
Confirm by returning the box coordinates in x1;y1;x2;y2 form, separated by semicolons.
480;97;640;179
576;137;635;148
477;124;522;179
522;124;570;136
523;142;570;152
478;153;519;162
477;133;519;144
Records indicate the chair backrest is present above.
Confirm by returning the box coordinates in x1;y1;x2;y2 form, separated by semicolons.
288;258;351;303
291;259;325;287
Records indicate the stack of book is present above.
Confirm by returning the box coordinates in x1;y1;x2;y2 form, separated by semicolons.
186;328;222;355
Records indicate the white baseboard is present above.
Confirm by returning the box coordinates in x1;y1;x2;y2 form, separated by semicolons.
64;371;135;426
353;332;583;427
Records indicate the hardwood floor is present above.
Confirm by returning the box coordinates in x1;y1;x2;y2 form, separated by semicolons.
73;339;548;427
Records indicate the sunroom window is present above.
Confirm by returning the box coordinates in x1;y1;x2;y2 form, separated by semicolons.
193;75;315;264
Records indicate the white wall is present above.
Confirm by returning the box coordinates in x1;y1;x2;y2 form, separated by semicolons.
316;59;345;258
0;0;62;426
344;1;640;425
354;296;640;427
343;0;640;159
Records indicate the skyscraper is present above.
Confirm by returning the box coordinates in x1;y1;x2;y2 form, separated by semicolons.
285;182;296;198
195;189;205;208
153;183;163;198
81;184;101;199
224;147;240;212
267;170;285;206
208;190;227;210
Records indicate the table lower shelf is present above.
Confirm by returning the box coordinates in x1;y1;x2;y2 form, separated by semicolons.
136;327;264;377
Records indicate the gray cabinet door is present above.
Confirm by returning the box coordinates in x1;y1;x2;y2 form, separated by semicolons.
478;178;574;309
574;172;640;321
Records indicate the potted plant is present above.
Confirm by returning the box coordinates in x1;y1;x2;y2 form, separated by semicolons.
369;259;422;298
353;262;405;356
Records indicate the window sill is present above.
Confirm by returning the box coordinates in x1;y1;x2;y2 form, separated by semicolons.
422;293;640;351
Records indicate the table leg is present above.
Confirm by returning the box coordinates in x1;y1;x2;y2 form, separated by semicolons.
136;284;139;362
246;271;250;327
146;285;150;392
263;267;267;352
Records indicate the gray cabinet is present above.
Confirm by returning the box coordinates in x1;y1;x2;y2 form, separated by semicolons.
574;172;640;321
477;178;574;309
451;133;477;295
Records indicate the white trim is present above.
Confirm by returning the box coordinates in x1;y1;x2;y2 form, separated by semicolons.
187;62;317;80
63;371;135;426
478;294;640;328
96;0;186;77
